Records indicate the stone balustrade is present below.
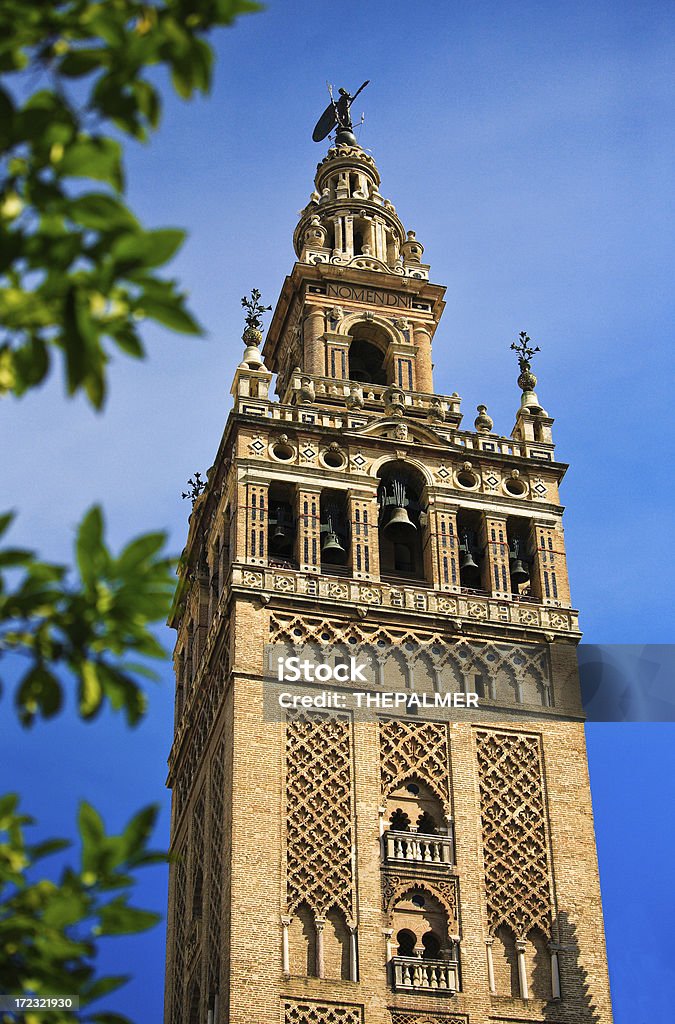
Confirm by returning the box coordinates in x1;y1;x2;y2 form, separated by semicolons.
384;829;453;867
391;956;460;993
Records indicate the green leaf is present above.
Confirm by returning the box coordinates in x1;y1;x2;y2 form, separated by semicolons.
110;228;185;270
15;664;63;723
116;532;166;575
69;194;138;231
0;511;15;538
0;546;33;566
58;137;124;191
58;48;106;78
79;661;104;719
97;896;159;935
81;975;129;1003
0;792;19;824
31;837;71;861
76;506;106;587
79;801;105;869
119;805;158;861
139;297;202;335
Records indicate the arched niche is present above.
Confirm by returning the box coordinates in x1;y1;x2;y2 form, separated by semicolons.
390;887;452;960
385;777;448;836
377;462;427;583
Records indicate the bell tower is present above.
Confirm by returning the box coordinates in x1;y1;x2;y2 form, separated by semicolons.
164;108;613;1024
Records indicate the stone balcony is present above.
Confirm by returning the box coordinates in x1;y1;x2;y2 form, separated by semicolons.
384;829;453;868
232;563;579;635
391;956;460;993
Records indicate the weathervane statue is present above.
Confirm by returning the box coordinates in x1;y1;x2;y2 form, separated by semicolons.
312;80;370;147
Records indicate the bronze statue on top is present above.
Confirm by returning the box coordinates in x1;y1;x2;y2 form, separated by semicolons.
312;80;370;147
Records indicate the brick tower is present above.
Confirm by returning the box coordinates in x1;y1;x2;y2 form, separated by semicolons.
164;120;614;1024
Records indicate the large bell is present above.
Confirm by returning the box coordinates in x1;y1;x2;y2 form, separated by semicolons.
459;548;481;585
384;505;417;535
273;522;288;543
459;548;479;573
321;530;347;564
510;559;530;586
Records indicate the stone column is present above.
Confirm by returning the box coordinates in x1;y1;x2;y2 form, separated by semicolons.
413;323;434;393
315;917;326;979
550;945;561;999
240;481;268;566
530;519;571;606
281;916;291;975
384;928;394;962
344;215;354;256
349;486;380;581
516;938;529;999
333;216;343;253
348;923;358;982
486;937;496;994
424;495;460;591
297;487;321;573
484;514;511;599
304;307;325;376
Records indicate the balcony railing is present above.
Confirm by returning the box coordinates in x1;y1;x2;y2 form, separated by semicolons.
391;956;459;993
384;830;453;866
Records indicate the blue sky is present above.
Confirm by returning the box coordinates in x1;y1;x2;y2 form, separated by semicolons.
2;0;674;1020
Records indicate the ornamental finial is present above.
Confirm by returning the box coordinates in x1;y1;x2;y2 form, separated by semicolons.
241;288;272;333
239;289;271;369
511;331;540;394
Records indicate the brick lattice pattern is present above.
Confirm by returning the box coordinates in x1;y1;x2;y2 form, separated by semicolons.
476;729;552;936
208;739;225;995
388;1012;468;1024
283;1001;362;1023
379;718;450;804
285;712;354;917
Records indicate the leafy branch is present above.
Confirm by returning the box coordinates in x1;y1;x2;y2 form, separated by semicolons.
0;507;175;726
0;794;166;1024
0;0;260;408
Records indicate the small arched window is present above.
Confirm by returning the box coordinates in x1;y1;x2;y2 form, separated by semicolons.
348;338;387;385
389;808;411;832
396;928;417;957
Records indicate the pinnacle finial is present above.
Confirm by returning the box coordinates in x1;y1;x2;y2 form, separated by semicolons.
511;331;540;375
511;331;541;396
241;288;272;333
239;289;271;369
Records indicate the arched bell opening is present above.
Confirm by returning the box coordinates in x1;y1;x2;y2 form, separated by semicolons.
268;482;297;565
347;321;393;385
506;515;532;596
377;464;427;582
320;489;350;571
457;509;487;592
348;337;387;385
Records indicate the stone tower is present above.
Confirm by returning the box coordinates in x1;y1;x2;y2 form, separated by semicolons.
164;130;614;1024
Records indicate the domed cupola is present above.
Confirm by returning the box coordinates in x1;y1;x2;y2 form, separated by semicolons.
293;143;429;281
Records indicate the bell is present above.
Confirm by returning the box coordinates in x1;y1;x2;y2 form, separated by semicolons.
510;559;530;586
459;548;481;585
459;549;479;573
321;530;347;564
273;522;288;543
384;505;417;535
